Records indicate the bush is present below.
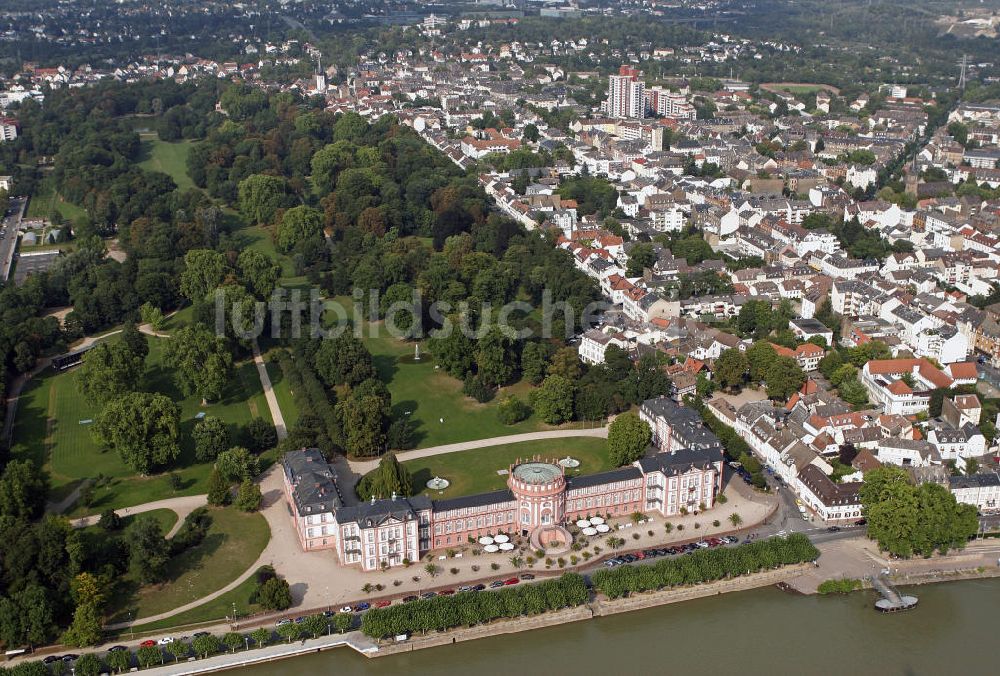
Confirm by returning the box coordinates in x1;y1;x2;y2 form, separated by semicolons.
497;395;531;425
257;576;293;611
462;374;495;403
817;578;862;595
361;574;589;638
170;506;213;554
244;417;277;452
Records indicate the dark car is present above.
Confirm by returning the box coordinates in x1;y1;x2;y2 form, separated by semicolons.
855;518;867;526
472;584;486;591
294;616;306;623
439;589;455;596
108;646;129;653
193;631;210;637
489;580;505;588
61;655;79;663
420;591;437;599
520;573;535;580
402;595;418;603
827;526;842;533
43;656;62;665
354;602;371;611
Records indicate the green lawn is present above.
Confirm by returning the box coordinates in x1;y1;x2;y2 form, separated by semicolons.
25;177;87;222
138;135;194;192
362;326;571;449
108;507;270;623
125;573;263;634
405;437;612;499
11;335;272;515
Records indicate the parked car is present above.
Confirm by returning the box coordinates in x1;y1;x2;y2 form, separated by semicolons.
420;591;437;599
603;560;619;567
472;584;486;591
61;655;79;663
139;640;157;648
354;602;371;611
275;619;292;627
108;646;128;653
520;573;535;580
489;580;505;588
294;616;306;623
458;585;474;592
439;589;455;596
157;637;174;645
374;600;391;608
43;656;62;664
402;595;418;603
339;606;353;613
192;631;210;638
504;578;519;585
827;526;842;533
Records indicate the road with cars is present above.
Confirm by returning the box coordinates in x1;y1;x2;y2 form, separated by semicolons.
0;195;26;282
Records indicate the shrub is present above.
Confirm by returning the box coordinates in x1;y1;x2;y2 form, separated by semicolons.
817;578;862;595
497;395;531;424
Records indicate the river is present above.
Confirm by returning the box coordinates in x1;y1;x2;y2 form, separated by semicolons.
240;579;1000;675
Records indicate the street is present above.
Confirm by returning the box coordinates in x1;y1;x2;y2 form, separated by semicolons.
0;195;26;282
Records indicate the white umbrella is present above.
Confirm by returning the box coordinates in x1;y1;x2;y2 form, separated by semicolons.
494;534;510;543
590;516;605;525
576;520;590;528
596;524;610;533
484;544;500;553
582;527;598;536
478;536;494;546
499;542;515;551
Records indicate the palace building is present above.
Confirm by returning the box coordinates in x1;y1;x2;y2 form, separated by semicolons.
282;435;724;572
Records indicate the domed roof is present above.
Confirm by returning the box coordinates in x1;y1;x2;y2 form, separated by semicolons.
513;462;562;485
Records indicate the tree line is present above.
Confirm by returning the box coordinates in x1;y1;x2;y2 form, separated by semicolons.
591;534;819;599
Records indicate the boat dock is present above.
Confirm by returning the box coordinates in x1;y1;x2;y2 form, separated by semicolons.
870;573;918;612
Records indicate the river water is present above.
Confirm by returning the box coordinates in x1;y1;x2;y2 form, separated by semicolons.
241;579;1000;675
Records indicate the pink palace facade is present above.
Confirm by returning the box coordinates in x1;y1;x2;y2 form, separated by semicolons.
281;398;725;572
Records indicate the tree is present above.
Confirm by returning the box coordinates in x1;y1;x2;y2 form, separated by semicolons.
530;375;575;425
475;328;516;387
830;363;858;387
137;645;163;668
15;585;56;647
125;517;170;584
626;243;656;276
520;341;554;385
216;446;260;482
92;392;180;474
258;577;293;611
74;653;103;676
729;513;743;527
140;302;165;330
244;418;277;452
62;573;104;647
334;613;353;634
276;205;324;253
120;321;149;363
303;614;328;638
223;632;244;653
860;466;920;558
237;249;281;299
839;378;870;407
238;174;288;225
236;478;263;512
547;347;583;381
106;647;132;673
313;334;374;387
714;348;749;391
428;327;475;379
745;342;776;383
164;325;234;403
0;459;48;520
179;249;228;303
335;380;390;458
192;416;231;462
763;356;806;400
607;413;652;467
277;622;301;643
424;563;441;578
75;341;145;406
207;468;231;506
192;633;221;658
356;453;412;501
497;395;531;425
167;640;190;662
311;140;357;193
250;627;271;647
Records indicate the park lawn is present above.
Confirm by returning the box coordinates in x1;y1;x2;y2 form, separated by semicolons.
125;574;263;634
361;325;565;449
138;135;194;192
11;336;272;515
25;177;87;222
405;436;611;499
82;509;179;537
109;507;270;623
265;359;299;429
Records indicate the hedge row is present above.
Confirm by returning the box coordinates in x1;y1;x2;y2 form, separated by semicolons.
361;573;589;639
591;534;819;600
276;348;342;451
